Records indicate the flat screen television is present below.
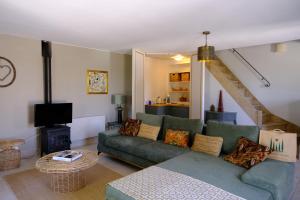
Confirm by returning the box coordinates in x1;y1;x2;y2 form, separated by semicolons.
34;103;72;127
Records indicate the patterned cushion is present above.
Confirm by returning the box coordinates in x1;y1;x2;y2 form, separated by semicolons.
162;116;203;145
138;123;161;141
164;129;189;148
119;119;141;136
224;137;272;169
191;134;223;157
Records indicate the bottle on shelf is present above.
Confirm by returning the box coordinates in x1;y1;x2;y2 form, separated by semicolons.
166;95;171;104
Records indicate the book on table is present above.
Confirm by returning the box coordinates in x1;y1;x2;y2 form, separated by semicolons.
52;150;82;162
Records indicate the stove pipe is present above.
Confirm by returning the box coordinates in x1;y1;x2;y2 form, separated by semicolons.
41;41;52;104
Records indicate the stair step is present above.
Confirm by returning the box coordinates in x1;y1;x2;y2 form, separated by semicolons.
262;122;287;131
237;87;246;95
209;60;221;65
252;102;262;108
212;64;223;69
227;75;237;81
262;113;272;123
232;80;241;87
244;90;252;97
254;105;263;110
251;98;260;105
221;69;231;74
270;115;285;123
236;82;244;89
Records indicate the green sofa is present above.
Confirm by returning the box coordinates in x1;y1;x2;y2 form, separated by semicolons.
98;114;295;200
98;113;203;168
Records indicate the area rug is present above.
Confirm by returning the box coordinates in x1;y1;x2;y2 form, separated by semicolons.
4;164;122;200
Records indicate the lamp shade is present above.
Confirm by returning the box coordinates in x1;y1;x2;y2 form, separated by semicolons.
111;94;126;105
197;31;216;62
197;46;215;61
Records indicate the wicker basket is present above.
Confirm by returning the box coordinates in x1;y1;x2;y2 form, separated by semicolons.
181;72;190;81
0;148;21;171
169;73;180;82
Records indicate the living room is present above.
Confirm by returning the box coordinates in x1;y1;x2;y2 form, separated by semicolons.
0;0;300;200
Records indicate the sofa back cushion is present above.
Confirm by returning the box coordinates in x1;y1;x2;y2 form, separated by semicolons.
162;115;203;146
136;112;164;126
206;120;259;154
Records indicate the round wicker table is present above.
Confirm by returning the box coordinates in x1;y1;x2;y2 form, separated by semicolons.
36;150;98;193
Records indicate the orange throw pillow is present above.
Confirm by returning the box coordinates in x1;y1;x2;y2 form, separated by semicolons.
164;129;189;148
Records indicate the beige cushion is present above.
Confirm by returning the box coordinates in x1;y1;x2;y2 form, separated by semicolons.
191;134;223;157
259;129;297;162
137;123;160;141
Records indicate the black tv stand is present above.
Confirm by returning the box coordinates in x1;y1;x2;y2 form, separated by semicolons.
40;125;71;156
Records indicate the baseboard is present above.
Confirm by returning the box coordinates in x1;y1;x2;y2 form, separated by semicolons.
71;136;98;149
21;136;98;158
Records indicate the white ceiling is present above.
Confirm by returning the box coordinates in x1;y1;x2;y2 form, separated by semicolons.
1;0;300;54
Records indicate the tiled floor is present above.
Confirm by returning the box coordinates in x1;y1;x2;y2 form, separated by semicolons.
0;144;299;200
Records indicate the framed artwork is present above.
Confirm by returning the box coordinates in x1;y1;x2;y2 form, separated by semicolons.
86;69;108;94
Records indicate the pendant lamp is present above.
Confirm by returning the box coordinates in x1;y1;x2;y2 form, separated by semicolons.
197;31;215;62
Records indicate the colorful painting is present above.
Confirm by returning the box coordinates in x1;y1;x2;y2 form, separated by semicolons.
86;70;108;94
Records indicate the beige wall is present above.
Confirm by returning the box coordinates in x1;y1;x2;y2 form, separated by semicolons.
52;43;131;120
217;41;300;126
144;56;190;103
144;57;170;102
0;34;131;156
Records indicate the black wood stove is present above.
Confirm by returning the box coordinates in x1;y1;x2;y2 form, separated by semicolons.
40;41;71;156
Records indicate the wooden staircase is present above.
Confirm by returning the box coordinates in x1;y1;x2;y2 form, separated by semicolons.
206;57;300;134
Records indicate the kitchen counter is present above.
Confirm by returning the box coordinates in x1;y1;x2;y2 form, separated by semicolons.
145;104;189;118
146;103;189;107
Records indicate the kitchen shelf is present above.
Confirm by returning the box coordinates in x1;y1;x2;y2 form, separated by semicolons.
169;91;190;93
171;62;190;65
169;81;190;83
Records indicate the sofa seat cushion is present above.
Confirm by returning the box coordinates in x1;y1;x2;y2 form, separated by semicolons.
134;141;190;163
157;151;273;200
104;136;153;155
241;159;295;200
